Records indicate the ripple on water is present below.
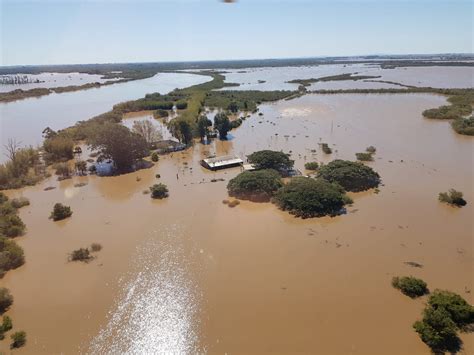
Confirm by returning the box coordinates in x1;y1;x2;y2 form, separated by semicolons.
88;225;201;354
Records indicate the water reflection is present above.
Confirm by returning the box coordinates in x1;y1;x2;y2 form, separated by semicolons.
88;225;201;354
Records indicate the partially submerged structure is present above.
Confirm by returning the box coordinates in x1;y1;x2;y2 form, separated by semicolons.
201;155;244;171
154;140;187;154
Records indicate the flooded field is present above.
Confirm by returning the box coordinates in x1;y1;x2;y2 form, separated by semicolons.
1;92;472;354
0;72;210;150
219;65;474;90
0;72;120;93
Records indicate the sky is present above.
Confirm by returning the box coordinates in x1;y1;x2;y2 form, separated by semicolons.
0;0;472;66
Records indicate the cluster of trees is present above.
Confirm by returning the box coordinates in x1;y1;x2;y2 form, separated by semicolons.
227;169;283;202
288;73;382;87
0;193;27;239
318;160;380;192
204;90;294;112
0;288;25;348
0;139;44;190
414;290;474;353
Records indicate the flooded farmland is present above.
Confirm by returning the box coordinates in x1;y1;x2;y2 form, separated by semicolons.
1;81;472;354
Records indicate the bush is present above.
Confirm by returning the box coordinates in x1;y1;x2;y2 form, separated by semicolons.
0;214;26;238
10;197;29;209
366;146;377;153
50;203;72;221
355;152;374;161
155;109;169;118
439;189;467;207
304;162;319;170
151;152;159;162
272;177;352;218
90;243;102;252
227;169;283;202
427;290;474;328
70;248;91;262
318;160;380;192
0;193;8;204
451;116;474;136
392;276;428;298
0;237;25;276
0;288;13;314
175;101;188;110
43;135;74;163
321;143;332;154
53;162;71;177
10;331;26;349
1;315;12;332
247;150;294;171
150;184;169;199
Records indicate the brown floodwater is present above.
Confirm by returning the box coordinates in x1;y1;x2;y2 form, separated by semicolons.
1;93;472;354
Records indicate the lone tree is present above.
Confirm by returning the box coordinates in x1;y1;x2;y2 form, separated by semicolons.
88;122;149;173
247;150;294;171
50;203;72;221
150;184;169;199
227;169;283;202
272;177;352;218
214;112;231;139
132;120;162;146
318;160;380;192
197;115;213;141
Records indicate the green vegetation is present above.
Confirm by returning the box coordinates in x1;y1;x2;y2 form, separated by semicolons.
53;162;71;179
204;90;294;112
413;290;474;353
50;203;72;221
304;162;319;170
227;169;283;202
10;331;26;349
150;184;169;199
273;177;352;218
197;115;213;141
0;237;25;277
318;160;380;192
451;115;474;136
422;92;473;120
366;146;377;153
321;143;332;154
0;194;26;238
0;288;13;314
214;112;231;139
43;134;74;163
247;150;294;171
0;140;45;190
391;276;429;298
10;197;30;209
0;315;13;340
150;152;159;162
132;120;162;146
355;152;374;161
439;189;467;207
70;248;91;262
88;122;149;173
288;73;382;87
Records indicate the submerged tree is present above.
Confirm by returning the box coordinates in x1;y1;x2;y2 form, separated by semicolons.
132;120;162;146
214;112;231;139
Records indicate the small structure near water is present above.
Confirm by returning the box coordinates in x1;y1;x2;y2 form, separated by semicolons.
154;140;187;154
201;155;244;171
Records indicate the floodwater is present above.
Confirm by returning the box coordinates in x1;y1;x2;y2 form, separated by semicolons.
219;65;474;90
0;72;211;151
1;92;472;354
0;72;120;93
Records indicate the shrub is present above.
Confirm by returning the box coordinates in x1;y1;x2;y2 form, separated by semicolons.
1;315;12;332
50;203;72;221
451;116;474;136
355;152;374;161
90;243;102;252
0;288;13;314
318;160;380;192
150;184;169;199
53;162;71;177
439;189;467;207
75;160;87;175
272;177;351;218
151;152;159;162
304;162;319;170
366;146;377;153
247;150;294;171
0;237;25;275
0;214;26;238
392;276;428;298
0;193;8;204
43;135;74;163
10;331;26;349
155;109;169;118
10;197;29;209
321;143;332;154
227;169;283;202
70;248;91;262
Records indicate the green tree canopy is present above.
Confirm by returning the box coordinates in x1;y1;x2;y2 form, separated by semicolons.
318;160;380;192
247;150;294;171
227;169;283;202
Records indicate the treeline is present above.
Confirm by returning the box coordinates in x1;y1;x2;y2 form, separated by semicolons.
204;90;294;112
288;73;382;87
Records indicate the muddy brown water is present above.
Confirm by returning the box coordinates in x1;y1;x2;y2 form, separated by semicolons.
1;93;472;354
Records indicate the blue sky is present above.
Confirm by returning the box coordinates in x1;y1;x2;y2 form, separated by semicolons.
1;0;472;66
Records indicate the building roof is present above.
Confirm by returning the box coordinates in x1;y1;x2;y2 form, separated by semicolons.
202;155;243;169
